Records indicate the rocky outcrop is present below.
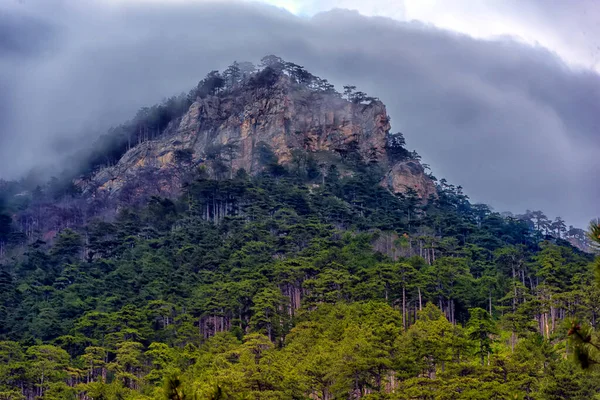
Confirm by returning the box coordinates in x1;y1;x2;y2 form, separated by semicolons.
383;161;437;199
80;73;435;200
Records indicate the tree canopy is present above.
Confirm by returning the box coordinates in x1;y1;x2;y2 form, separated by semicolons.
0;56;597;399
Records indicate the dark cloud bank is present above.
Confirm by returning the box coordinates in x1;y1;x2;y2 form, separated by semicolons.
0;0;598;227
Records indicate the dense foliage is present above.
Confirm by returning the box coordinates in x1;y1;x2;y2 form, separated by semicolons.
0;158;598;399
0;56;598;399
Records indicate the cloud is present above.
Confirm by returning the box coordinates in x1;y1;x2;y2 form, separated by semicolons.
402;0;600;71
257;0;600;71
0;0;598;227
260;0;406;20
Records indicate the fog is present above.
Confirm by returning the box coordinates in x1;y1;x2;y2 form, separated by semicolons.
1;0;598;227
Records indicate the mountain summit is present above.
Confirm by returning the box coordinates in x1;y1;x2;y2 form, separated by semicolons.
0;56;597;400
78;57;435;204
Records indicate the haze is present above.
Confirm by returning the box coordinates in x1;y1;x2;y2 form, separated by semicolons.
0;0;598;228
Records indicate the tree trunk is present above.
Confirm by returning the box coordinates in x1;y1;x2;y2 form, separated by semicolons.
511;331;516;353
402;284;406;330
480;343;485;366
512;266;517;313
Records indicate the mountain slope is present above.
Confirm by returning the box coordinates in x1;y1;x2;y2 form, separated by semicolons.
79;65;435;204
0;57;597;400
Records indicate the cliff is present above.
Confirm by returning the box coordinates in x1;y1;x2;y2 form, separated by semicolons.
79;69;435;202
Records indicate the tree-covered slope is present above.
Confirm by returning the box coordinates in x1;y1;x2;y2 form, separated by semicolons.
0;57;598;399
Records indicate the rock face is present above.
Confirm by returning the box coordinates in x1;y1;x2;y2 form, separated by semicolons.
80;73;435;200
383;161;437;199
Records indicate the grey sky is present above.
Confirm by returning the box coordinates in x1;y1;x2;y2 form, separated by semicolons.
0;0;598;228
260;0;600;72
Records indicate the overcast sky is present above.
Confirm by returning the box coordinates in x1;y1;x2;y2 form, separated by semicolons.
0;0;598;228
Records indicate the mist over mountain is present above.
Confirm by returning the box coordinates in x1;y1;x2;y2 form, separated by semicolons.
1;2;600;396
0;56;598;399
0;0;598;228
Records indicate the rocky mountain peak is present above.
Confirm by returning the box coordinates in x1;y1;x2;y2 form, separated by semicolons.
78;59;435;203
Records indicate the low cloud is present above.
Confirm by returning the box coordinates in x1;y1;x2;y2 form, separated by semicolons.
1;0;598;227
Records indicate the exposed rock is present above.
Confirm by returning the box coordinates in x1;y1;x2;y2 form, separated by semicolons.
383;161;437;199
80;73;435;201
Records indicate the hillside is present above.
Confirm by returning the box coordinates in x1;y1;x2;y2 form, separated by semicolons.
78;58;434;206
0;56;598;399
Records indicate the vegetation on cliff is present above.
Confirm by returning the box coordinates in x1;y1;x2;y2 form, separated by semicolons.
0;57;598;399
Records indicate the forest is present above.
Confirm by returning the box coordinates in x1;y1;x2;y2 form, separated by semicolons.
0;57;599;399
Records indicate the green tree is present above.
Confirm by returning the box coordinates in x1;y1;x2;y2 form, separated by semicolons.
26;345;70;398
466;308;496;366
108;341;144;390
249;288;287;341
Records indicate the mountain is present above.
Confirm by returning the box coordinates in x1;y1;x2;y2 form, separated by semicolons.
79;64;435;205
0;57;598;399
